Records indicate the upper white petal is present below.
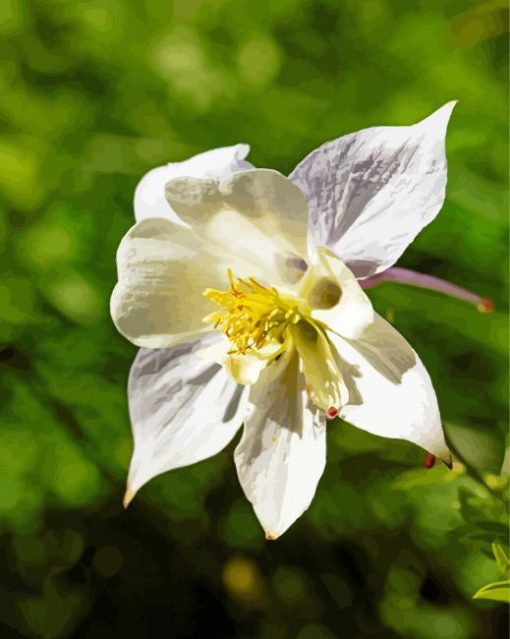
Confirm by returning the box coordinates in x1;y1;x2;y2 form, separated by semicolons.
329;314;449;457
290;103;456;278
111;214;295;349
165;169;310;287
134;144;253;223
125;333;249;501
234;352;327;539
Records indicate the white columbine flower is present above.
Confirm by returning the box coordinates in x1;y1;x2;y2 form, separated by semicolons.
111;103;458;539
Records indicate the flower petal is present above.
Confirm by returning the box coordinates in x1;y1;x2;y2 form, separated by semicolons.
299;246;374;339
192;334;273;386
290;103;456;278
110;217;220;348
165;169;309;286
329;314;449;457
111;215;286;348
234;351;327;538
289;320;348;411
125;333;249;503
134;144;253;223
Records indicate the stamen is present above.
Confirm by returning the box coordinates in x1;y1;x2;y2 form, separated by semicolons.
205;269;349;415
360;267;494;313
203;270;301;355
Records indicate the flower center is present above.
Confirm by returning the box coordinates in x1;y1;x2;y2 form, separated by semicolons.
203;270;302;355
203;269;346;413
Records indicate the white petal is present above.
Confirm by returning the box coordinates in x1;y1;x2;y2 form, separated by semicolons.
134;144;253;223
111;216;283;349
290;103;456;278
199;335;284;387
125;333;249;503
111;217;220;348
222;352;272;386
234;352;327;538
289;320;347;411
165;169;309;286
299;246;374;339
329;314;449;457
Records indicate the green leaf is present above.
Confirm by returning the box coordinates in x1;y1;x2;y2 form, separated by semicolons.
492;543;510;577
444;422;505;476
457;487;506;526
473;579;510;603
450;523;508;549
458;488;492;523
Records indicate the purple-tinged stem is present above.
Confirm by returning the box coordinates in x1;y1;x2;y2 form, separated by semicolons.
360;267;494;313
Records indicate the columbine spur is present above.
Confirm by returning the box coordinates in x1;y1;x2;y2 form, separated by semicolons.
110;102;489;539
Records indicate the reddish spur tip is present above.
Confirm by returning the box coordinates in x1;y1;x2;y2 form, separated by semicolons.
422;452;436;469
326;406;339;420
477;298;494;313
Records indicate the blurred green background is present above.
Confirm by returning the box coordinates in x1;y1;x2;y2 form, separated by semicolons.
0;0;508;637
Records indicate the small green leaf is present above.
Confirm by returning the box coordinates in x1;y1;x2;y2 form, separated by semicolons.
473;579;510;603
444;422;505;476
457;487;506;524
458;488;489;523
492;543;510;577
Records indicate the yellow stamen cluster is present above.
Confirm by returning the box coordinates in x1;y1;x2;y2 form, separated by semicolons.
203;270;301;355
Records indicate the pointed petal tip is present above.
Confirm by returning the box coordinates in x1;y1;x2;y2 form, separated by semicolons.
123;486;136;509
443;455;453;470
236;142;251;157
419;100;457;132
440;100;458;113
265;530;280;541
422;451;453;470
